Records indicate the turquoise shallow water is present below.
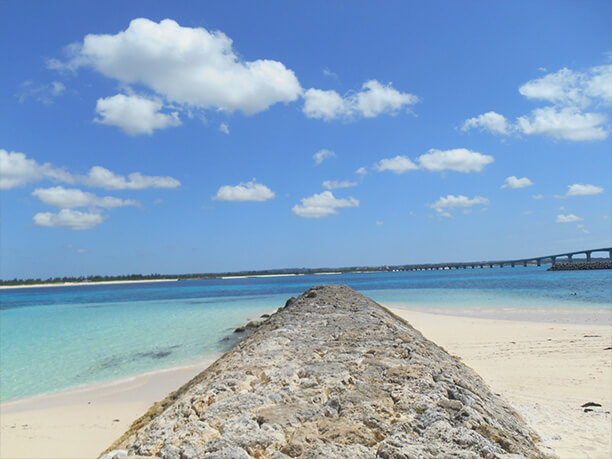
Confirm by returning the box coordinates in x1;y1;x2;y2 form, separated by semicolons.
1;267;610;402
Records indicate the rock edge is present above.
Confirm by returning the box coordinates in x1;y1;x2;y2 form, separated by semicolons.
102;285;551;458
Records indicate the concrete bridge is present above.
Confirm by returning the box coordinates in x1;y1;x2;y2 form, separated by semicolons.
392;247;612;271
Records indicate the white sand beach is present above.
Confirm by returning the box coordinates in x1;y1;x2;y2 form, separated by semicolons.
0;357;217;459
0;279;179;290
390;307;612;459
1;309;610;459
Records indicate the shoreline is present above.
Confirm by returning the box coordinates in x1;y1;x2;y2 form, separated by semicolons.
0;279;179;290
1;306;610;458
382;301;612;326
0;356;219;459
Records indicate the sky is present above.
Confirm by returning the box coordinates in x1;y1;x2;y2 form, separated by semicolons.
1;0;611;279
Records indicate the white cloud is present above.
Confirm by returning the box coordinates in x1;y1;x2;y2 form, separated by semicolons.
462;111;510;135
585;65;612;105
213;180;275;202
532;194;544;200
303;80;418;121
292;191;359;218
0;150;73;189
355;167;368;176
565;183;604;197
313;149;336;165
322;68;339;79
417;148;494;173
519;65;612;107
33;209;106;230
322;180;358;190
0;150;181;191
430;195;490;217
556;214;583;223
430;194;490;210
32;186;139;208
82;166;180;190
95;93;181;135
219;122;230;135
17;80;66;104
374;155;418;174
501;176;534;189
376;221;384;225
519;67;588;107
465;62;611;142
57;18;302;115
516;106;608;141
302;89;345;121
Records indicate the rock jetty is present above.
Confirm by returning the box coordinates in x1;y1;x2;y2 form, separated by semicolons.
102;285;550;458
548;260;612;271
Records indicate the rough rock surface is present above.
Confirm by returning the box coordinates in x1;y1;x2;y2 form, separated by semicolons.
548;260;612;271
102;285;550;458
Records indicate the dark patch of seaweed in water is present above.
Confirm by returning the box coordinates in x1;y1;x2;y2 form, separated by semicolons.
77;345;181;377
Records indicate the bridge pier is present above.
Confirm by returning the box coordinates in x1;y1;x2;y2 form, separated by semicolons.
523;261;527;267
551;256;557;265
489;264;493;268
536;259;541;267
567;254;573;262
511;262;515;267
586;251;592;262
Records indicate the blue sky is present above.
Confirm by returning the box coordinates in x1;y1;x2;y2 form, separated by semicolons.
1;0;611;279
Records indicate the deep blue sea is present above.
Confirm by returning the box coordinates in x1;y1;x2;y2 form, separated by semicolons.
1;267;610;402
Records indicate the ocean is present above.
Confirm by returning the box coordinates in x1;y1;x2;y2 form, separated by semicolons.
1;267;610;402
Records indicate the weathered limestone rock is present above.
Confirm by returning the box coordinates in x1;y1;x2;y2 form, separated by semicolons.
102;285;551;458
548;260;612;271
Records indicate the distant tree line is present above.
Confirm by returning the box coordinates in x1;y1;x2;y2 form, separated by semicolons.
6;256;606;286
0;267;383;286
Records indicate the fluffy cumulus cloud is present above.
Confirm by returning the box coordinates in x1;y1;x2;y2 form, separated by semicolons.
292;191;359;218
375;156;418;174
556;214;583;223
416;148;494;173
0;149;73;189
303;80;418;121
519;66;612;107
213;180;275;202
564;183;604;197
462;62;611;141
501;176;534;189
516;106;608;141
82;166;181;190
313;149;336;165
33;209;106;230
430;194;490;217
355;167;368;176
322;180;358;190
1;150;181;191
95;94;181;135
55;18;302;115
462;111;510;135
374;149;493;175
32;186;139;208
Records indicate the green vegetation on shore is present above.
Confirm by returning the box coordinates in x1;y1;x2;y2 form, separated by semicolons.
3;257;609;287
0;267;379;286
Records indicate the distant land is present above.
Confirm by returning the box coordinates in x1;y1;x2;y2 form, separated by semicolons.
2;257;610;287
